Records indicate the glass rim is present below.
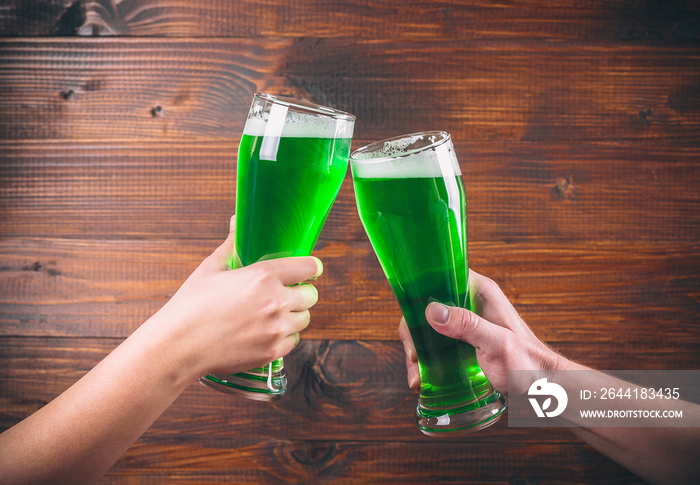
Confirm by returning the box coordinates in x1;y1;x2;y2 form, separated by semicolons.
350;130;451;164
254;92;355;122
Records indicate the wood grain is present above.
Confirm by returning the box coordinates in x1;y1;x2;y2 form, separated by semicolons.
103;440;644;484
0;336;659;483
3;337;693;442
1;2;699;483
1;39;699;145
1;238;698;368
2;140;699;244
1;0;697;42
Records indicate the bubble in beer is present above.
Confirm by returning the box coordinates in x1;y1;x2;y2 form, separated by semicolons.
244;107;353;139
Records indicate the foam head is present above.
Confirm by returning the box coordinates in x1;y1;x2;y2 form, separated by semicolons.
351;131;461;179
244;94;354;139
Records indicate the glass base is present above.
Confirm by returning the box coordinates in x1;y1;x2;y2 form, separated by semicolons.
416;387;507;436
199;362;287;402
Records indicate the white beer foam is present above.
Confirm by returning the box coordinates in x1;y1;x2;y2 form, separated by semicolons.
351;137;462;179
244;111;354;139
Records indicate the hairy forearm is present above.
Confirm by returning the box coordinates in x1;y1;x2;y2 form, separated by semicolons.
557;358;700;484
0;312;197;484
571;425;699;485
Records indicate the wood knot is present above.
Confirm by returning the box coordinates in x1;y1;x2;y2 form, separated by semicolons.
20;261;61;276
54;1;85;36
290;442;336;467
508;475;530;485
550;176;576;201
25;262;43;271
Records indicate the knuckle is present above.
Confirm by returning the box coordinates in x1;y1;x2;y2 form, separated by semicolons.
472;275;499;303
263;295;288;315
456;309;479;338
249;265;277;286
273;340;292;360
263;348;278;364
483;332;511;360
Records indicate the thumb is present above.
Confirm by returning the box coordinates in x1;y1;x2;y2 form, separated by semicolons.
205;215;237;270
425;302;508;355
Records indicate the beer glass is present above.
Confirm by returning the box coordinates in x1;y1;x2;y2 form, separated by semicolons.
199;93;355;401
350;131;506;434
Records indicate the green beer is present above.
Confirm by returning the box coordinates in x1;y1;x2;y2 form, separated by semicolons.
200;93;355;401
235;133;351;266
351;131;506;434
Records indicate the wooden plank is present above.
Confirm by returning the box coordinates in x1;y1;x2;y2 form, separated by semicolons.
0;336;684;484
2;337;695;444
0;4;694;485
101;440;645;484
1;0;697;43
1;239;698;355
2;141;699;243
0;233;700;346
0;336;650;482
0;140;239;239
0;39;699;145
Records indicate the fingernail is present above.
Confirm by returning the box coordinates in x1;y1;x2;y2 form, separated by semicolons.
428;302;450;325
402;339;414;361
309;257;323;281
408;367;419;389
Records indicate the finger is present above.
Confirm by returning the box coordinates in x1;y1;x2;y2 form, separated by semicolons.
286;283;319;312
425;302;509;356
398;318;416;363
275;332;302;360
255;256;323;287
202;215;237;271
468;269;522;329
287;309;311;335
406;356;420;389
398;318;420;389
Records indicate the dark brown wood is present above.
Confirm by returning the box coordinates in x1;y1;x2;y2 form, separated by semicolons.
1;140;699;244
1;238;698;358
104;440;645;484
2;338;697;439
1;1;698;483
1;39;699;145
101;440;646;484
0;336;652;483
1;0;697;42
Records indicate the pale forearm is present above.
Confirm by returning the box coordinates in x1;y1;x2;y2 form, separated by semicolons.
0;313;198;484
0;226;322;484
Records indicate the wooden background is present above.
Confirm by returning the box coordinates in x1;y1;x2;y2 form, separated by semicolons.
1;1;699;483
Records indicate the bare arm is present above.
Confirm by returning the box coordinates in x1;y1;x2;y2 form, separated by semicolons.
0;218;323;484
399;269;700;485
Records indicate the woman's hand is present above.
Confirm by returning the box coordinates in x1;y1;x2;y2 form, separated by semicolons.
151;216;323;379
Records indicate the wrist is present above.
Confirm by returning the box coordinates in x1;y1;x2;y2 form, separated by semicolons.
136;309;204;390
538;342;588;372
533;341;570;373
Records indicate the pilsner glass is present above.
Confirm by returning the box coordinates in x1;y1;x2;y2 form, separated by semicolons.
350;131;506;434
199;93;355;401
